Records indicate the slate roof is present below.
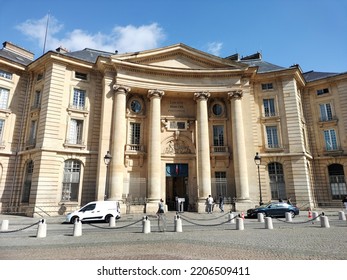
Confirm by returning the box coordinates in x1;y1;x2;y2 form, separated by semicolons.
63;48;114;63
302;71;341;82
0;48;33;66
240;59;286;73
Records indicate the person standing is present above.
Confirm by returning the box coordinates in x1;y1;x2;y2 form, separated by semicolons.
207;195;214;214
219;194;224;212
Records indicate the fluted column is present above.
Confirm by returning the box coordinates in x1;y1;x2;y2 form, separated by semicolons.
228;90;249;200
109;85;131;201
147;89;165;203
194;91;212;206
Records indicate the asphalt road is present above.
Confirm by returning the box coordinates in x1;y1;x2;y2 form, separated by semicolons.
0;210;346;260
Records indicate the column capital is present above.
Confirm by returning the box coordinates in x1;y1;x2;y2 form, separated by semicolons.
228;90;243;100
113;85;131;94
148;89;165;99
194;91;210;101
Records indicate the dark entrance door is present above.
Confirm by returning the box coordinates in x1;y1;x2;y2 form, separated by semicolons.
166;164;188;211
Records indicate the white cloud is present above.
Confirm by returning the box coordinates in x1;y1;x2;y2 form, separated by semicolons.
207;42;223;56
16;15;166;53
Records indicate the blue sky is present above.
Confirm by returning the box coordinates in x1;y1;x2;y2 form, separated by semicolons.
0;0;346;73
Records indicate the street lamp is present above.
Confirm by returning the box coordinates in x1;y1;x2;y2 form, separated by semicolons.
104;151;112;199
254;152;263;205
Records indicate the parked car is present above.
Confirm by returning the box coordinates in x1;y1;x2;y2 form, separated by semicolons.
246;202;299;218
65;200;121;224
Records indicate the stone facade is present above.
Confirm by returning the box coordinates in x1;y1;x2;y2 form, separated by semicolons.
0;41;346;217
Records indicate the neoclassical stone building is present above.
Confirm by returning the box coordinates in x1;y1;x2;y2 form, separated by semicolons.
0;41;346;216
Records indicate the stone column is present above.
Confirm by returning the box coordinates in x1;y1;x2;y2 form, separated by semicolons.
109;85;131;201
147;89;165;211
194;91;212;212
228;90;250;201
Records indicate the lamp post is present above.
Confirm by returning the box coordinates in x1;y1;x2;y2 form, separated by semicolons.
254;152;263;205
104;151;112;199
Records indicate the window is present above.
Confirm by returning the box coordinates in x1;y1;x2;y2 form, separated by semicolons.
68;119;83;144
0;87;9;109
261;83;273;90
0;119;4;142
72;88;86;110
266;126;279;148
168;121;187;130
36;73;43;81
212;103;223;116
75;71;87;80
268;162;286;200
32;90;41;109
22;160;34;203
319;103;333;121
317;88;329;96
62;160;81;201
129;122;141;150
0;69;12;80
328;164;347;199
263;98;276;117
214;172;227;197
28;120;37;146
130;99;142;113
213;125;224;147
324;129;338;151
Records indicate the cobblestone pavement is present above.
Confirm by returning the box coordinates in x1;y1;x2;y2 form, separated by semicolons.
0;210;346;260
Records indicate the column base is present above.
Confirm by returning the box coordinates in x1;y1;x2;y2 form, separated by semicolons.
145;201;160;214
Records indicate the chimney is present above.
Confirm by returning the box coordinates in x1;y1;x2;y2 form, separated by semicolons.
56;46;69;54
2;41;34;60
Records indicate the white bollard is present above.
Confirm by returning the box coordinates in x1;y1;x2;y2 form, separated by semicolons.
257;213;264;223
228;212;235;224
142;216;151;234
73;219;82;236
285;212;292;222
312;211;319;223
1;220;9;231
338;211;346;221
174;215;182;232
236;217;244;230
109;216;116;227
320;215;330;228
36;219;47;238
265;217;273;229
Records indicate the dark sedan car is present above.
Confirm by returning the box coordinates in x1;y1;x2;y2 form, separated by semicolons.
247;202;299;218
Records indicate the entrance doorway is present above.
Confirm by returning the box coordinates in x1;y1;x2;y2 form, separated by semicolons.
165;164;188;211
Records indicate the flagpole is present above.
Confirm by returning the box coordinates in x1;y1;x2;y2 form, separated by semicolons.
43;12;50;54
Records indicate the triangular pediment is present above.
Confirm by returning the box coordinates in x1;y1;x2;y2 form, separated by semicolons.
112;43;247;71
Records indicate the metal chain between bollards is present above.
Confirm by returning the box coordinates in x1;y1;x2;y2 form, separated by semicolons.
87;218;143;230
179;211;231;221
0;220;41;234
179;214;237;227
273;213;324;224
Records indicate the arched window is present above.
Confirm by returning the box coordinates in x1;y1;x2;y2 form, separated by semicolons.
268;162;286;200
21;160;34;203
328;164;347;199
62;160;81;201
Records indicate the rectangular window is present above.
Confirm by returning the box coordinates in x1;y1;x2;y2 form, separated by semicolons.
75;71;88;80
263;98;276;117
32;90;41;109
266;126;279;148
36;73;43;81
215;172;227;197
130;122;141;150
0;69;12;80
213;125;224;146
28;120;37;146
324;129;338;151
62;160;80;201
319;103;333;121
0;87;9;109
317;88;329;96
68;119;83;144
0;119;4;141
261;83;273;90
169;121;186;130
72;88;86;110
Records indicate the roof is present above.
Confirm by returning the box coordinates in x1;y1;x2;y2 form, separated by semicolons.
63;48;114;63
241;59;286;73
303;71;340;82
0;47;33;66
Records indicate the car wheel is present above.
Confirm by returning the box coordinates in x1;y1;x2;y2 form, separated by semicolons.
289;211;295;218
70;216;79;224
105;214;113;223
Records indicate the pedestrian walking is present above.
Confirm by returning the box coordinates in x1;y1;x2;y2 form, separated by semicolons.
207;195;214;214
157;198;165;214
219;194;224;212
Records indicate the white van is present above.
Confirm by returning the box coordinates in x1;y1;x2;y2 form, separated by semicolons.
65;200;121;224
